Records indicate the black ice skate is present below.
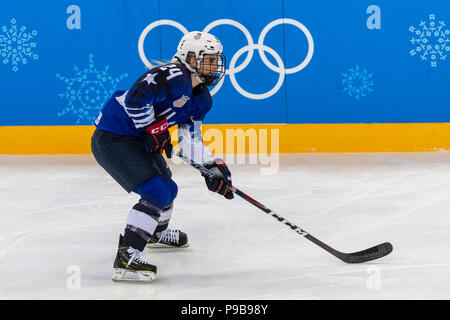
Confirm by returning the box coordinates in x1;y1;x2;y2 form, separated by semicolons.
112;235;157;282
147;228;189;248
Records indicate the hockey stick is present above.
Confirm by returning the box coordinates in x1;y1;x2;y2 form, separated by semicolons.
176;152;393;264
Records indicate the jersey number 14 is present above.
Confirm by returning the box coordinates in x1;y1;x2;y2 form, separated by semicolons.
160;64;183;80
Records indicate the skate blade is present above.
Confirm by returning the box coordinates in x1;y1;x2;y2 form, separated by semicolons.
112;268;156;282
146;242;189;249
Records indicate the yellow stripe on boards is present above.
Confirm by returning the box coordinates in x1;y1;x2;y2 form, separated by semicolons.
1;123;450;154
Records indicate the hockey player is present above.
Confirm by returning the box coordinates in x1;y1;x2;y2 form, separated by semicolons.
91;31;233;282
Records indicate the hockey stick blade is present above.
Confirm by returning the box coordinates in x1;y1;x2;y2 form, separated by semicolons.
335;242;393;264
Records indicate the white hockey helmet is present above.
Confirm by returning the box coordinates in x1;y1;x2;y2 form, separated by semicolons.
173;31;225;86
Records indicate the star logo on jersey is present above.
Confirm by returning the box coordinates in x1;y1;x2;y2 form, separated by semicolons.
142;73;157;85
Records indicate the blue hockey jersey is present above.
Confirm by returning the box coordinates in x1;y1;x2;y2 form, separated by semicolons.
95;63;214;164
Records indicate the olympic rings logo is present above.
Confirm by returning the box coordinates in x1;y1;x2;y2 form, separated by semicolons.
138;18;314;100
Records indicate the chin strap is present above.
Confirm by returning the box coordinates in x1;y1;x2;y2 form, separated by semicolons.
173;56;204;84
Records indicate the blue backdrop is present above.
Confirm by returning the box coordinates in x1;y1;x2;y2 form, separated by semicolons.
0;0;449;125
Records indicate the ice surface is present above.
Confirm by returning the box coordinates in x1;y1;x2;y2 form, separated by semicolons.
1;153;450;299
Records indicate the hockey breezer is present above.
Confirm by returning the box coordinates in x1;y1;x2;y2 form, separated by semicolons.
177;152;393;264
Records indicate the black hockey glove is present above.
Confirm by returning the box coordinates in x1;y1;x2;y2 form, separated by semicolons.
145;117;173;158
203;159;234;200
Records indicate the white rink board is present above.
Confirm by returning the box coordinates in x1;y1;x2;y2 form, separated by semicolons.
1;153;450;299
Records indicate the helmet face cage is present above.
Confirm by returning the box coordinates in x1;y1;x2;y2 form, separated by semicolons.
200;52;226;86
186;51;226;87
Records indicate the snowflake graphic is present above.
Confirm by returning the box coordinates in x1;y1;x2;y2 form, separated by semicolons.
342;65;374;100
56;54;128;125
409;14;450;67
0;18;38;72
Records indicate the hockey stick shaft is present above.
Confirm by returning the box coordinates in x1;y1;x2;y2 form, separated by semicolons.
176;152;393;263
